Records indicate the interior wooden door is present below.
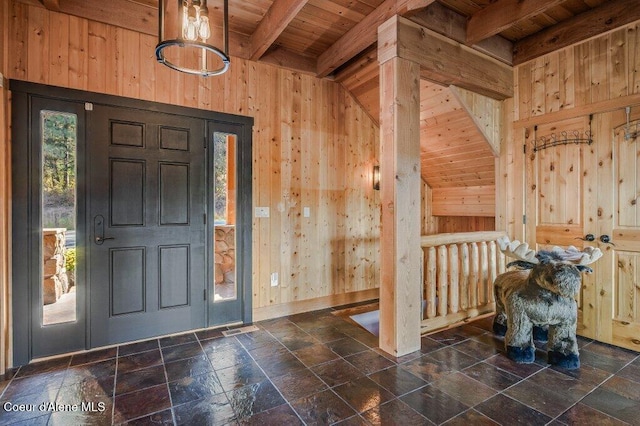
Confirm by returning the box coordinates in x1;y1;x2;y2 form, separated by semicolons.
595;109;640;352
525;116;598;339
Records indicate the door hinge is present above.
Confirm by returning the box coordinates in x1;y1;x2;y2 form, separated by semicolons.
523;144;527;154
204;289;207;300
523;214;527;224
203;213;207;224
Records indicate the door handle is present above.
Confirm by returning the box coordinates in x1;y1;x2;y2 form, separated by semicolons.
94;215;115;245
576;234;595;242
95;236;115;244
599;234;615;245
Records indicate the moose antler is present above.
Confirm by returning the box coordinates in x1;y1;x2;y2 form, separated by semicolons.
550;245;603;265
497;236;603;266
497;236;538;264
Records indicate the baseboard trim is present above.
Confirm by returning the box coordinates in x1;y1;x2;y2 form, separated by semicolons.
252;288;379;322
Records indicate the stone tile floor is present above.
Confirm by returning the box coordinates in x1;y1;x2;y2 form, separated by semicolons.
0;305;639;425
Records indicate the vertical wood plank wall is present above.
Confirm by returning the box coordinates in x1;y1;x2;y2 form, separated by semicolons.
510;20;640;246
3;2;380;326
514;22;640;121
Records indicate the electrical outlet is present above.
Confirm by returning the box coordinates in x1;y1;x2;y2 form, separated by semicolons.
255;207;270;218
303;207;310;218
270;272;278;287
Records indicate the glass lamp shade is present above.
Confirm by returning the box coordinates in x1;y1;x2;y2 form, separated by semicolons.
156;0;230;77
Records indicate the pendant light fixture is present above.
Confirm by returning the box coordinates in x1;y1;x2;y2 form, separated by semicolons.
156;0;230;77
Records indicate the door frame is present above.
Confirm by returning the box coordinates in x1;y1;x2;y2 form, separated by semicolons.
10;80;253;366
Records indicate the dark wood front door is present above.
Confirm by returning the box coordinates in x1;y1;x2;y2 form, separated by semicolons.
88;105;206;347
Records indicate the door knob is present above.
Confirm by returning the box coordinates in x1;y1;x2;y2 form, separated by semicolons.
576;234;595;242
599;234;613;244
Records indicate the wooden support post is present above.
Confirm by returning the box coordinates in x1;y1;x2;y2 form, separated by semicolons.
378;36;421;356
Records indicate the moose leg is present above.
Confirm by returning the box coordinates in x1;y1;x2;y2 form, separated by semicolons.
547;320;580;369
533;325;548;342
492;280;508;336
505;305;535;364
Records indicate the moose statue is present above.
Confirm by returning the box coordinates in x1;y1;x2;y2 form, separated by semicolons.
492;236;602;369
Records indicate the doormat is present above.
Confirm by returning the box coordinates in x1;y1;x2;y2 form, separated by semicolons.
350;310;380;336
222;324;260;337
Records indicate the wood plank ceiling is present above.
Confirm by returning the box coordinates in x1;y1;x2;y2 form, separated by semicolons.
24;0;639;189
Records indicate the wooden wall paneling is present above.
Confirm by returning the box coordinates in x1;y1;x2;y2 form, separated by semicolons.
300;75;313;299
531;56;545;117
516;61;532;120
28;5;48;83
68;15;88;91
122;29;140;100
9;2;27;80
87;21;107;94
269;65;284;305
630;23;640;95
431;186;495;217
436;217;495;234
49;11;69;88
573;41;591;108
557;47;575;111
255;63;274;308
610;28;627;100
331;87;347;297
277;66;291;301
289;72;303;301
590;35;610;104
544;52;559;113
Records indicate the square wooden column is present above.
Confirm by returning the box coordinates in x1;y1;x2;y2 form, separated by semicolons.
378;54;422;357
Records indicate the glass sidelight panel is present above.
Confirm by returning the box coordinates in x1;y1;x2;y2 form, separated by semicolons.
213;132;237;301
41;110;77;325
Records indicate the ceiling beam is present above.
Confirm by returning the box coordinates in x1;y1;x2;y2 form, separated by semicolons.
466;0;564;46
40;0;61;11
409;2;512;65
514;0;640;65
249;0;309;61
260;45;316;74
316;0;435;78
379;15;513;99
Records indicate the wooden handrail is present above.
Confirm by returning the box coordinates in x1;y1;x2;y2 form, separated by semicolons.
421;231;507;247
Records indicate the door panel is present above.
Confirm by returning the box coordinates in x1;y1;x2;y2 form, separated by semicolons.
89;105;206;347
609;113;640;350
525;116;595;337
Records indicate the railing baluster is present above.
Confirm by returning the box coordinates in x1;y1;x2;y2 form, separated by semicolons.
470;242;479;308
488;240;497;303
480;241;488;305
437;245;448;316
426;246;437;319
460;243;469;310
449;244;459;314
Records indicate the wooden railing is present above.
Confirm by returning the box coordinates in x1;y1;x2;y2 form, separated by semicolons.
421;231;507;334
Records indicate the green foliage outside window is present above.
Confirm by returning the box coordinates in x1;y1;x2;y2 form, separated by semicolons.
213;132;228;224
42;111;77;230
